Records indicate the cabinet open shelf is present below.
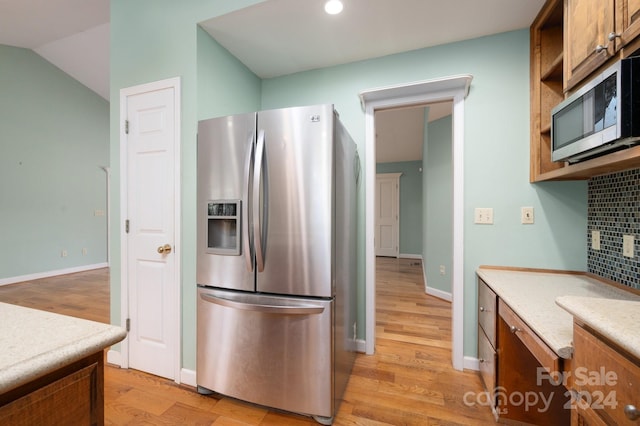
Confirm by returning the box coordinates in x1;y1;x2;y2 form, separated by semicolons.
534;145;640;181
531;0;640;182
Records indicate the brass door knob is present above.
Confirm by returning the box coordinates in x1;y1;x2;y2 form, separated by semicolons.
157;244;172;254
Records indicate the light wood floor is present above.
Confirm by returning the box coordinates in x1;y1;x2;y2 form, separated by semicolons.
0;259;494;425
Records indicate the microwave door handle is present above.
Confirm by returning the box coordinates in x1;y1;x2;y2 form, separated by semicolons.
243;135;255;272
253;129;266;272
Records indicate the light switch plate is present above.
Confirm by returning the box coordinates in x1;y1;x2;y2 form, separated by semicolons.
474;208;494;224
521;207;534;224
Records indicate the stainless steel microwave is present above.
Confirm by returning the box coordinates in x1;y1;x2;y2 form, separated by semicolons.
551;57;640;163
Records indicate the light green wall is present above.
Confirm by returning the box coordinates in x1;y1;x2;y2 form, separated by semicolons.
423;115;453;293
258;29;588;358
111;0;588;366
376;161;423;256
110;0;264;369
0;45;109;279
197;26;261;119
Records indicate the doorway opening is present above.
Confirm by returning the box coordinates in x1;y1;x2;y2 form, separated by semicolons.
360;75;472;370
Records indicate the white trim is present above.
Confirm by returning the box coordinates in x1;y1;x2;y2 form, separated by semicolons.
451;91;466;371
119;76;182;382
425;286;453;302
0;263;109;286
181;368;197;388
100;166;111;265
106;349;123;367
399;253;422;259
360;75;472;369
464;356;480;371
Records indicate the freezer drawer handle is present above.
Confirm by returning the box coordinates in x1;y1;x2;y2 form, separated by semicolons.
200;293;325;315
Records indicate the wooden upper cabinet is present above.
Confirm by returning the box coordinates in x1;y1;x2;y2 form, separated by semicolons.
565;0;616;90
531;0;640;181
619;0;640;45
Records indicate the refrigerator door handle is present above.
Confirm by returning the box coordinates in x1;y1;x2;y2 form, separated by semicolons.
243;135;255;272
199;293;325;315
253;129;266;272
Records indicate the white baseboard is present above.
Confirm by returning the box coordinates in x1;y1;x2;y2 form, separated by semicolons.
106;349;197;388
106;349;122;367
355;339;367;353
425;285;453;302
464;356;480;371
181;368;197;387
0;263;109;286
399;253;422;260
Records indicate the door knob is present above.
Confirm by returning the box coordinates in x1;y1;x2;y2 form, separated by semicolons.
157;244;172;254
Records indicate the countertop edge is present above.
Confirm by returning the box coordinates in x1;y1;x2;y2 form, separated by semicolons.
0;326;126;394
556;296;640;361
476;266;640;359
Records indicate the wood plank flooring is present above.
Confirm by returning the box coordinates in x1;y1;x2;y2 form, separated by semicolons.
0;258;494;425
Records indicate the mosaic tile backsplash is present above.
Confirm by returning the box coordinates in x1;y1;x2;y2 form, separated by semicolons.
588;168;640;289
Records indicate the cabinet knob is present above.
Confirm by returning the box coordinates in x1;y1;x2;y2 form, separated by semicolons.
510;325;522;334
479;358;485;363
625;404;640;421
479;306;485;312
595;44;608;53
608;32;621;41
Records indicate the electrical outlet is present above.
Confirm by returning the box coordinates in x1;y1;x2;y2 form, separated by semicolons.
439;265;446;275
94;209;105;216
591;230;601;250
521;207;534;224
623;235;634;258
474;208;494;224
61;250;68;257
82;248;88;256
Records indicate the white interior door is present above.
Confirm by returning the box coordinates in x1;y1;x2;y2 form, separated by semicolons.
121;78;181;381
375;173;401;257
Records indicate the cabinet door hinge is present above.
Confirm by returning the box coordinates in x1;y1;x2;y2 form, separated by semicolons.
125;120;129;135
125;219;130;234
126;318;131;332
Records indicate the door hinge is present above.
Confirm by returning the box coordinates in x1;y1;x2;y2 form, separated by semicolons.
125;219;130;234
125;120;129;135
126;318;130;332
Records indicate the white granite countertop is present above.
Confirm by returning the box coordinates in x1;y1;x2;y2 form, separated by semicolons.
0;302;127;394
556;296;640;360
476;268;640;359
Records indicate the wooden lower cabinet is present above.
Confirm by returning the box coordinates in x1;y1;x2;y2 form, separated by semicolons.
0;351;104;426
572;323;640;425
477;277;570;424
497;310;570;425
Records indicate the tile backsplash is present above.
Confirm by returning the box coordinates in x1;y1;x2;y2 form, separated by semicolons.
588;168;640;289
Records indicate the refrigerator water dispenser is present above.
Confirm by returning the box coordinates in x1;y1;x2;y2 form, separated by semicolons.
207;200;241;255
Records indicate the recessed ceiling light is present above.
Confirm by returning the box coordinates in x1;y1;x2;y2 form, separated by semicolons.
324;0;344;15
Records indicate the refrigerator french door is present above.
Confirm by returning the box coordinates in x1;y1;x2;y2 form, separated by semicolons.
196;104;357;425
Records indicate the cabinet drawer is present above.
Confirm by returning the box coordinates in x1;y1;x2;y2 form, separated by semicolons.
498;299;560;374
478;327;496;405
573;324;640;425
478;278;497;347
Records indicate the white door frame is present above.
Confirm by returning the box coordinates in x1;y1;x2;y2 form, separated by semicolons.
375;172;402;257
118;77;182;382
359;75;472;370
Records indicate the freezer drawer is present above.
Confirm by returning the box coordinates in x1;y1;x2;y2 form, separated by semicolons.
196;287;334;418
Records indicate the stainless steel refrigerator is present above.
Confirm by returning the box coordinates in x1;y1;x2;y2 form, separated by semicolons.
196;104;358;425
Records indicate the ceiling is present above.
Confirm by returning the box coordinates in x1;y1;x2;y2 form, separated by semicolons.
0;0;544;162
